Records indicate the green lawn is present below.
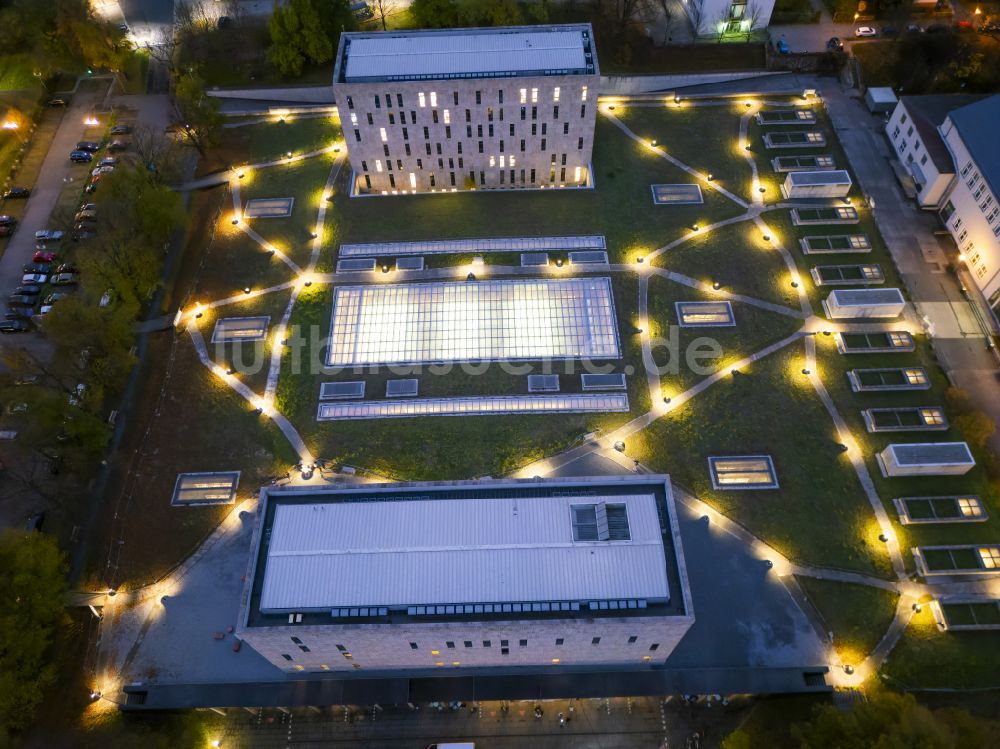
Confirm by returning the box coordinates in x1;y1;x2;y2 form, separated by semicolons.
881;606;1000;690
275;273;651;480
650;217;804;310
646;273;805;394
630;343;895;577
615;103;755;203
322;114;744;264
798;576;899;664
224;116;342;165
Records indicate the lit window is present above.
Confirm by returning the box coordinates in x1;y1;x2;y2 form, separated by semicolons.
574;166;581;182
979;547;1000;569
554;86;560;102
903;368;927;385
380;127;387;142
510;155;516;166
551;658;561;664
489;155;495;167
581;85;588;102
957;497;983;518
375;160;383;172
499;155;505;168
531;87;538;103
520;88;527;104
418;92;426;107
452;661;460;666
409;172;416;189
350;112;357;126
919;408;945;426
642;655;652;662
443;109;450;124
430;649;440;655
430;92;437;107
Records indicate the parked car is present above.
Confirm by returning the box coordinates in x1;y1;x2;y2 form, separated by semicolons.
775;39;790;54
21;273;48;285
79;202;96;213
38;304;54;316
43;292;71;305
826;37;844;50
855;26;878;37
70;150;93;163
35;230;64;241
55;263;78;274
906;23;923;33
48;97;68;107
74;209;97;222
881;26;899;37
107;140;130;152
7;294;37;308
72;229;96;241
98;157;117;168
84;176;99;193
350;1;374;19
33;251;57;263
76;141;101;152
91;165;114;176
0;214;17;226
980;23;1000;33
0;225;12;237
14;285;41;296
0;319;29;333
3;186;30;199
5;308;32;319
110;124;131;135
956;20;974;31
50;273;78;286
23;262;51;274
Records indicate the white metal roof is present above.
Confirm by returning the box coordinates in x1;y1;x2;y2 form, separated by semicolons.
343;29;589;81
829;288;905;306
258;493;669;612
887;442;975;466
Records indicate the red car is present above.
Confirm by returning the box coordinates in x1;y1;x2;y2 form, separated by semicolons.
33;250;58;263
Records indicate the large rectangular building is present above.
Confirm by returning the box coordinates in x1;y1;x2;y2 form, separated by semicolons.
236;476;694;674
332;25;599;195
885;94;1000;324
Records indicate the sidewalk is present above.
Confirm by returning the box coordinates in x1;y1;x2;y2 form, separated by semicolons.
820;82;1000;453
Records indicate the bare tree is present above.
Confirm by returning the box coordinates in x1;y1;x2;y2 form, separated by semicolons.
602;0;655;35
372;0;397;31
713;5;731;42
743;0;764;41
655;0;675;45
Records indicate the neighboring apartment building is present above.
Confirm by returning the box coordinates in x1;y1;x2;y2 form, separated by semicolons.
331;25;599;195
679;0;776;38
236;476;695;674
885;94;1000;319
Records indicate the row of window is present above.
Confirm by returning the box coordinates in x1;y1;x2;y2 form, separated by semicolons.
362;136;587;162
407;638;660;650
345;86;587;112
362;151;573;174
361;165;584;190
357;105;578;129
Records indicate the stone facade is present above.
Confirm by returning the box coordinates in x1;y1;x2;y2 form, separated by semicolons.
239;614;694;674
332;35;599;195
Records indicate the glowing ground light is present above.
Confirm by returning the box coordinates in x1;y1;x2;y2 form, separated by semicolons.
84;116;99;126
2;121;17;130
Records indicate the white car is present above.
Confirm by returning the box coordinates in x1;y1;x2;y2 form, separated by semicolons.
22;273;48;284
34;230;64;241
855;26;878;37
38;304;53;315
91;165;115;176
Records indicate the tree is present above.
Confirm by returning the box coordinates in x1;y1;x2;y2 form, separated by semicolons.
372;0;397;31
721;730;751;749
954;411;996;449
268;0;334;77
600;0;654;35
743;1;764;41
792;691;995;749
173;69;222;157
410;0;460;28
655;0;674;45
527;0;551;23
0;530;67;734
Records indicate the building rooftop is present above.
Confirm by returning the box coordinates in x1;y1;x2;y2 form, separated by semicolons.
948;94;1000;200
335;25;597;83
899;95;986;174
786;170;852;185
829;288;905;306
243;477;690;628
887;442;975;466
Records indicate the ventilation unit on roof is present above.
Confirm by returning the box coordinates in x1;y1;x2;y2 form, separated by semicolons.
572;502;630;541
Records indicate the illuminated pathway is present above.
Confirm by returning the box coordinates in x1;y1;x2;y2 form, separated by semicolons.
96;96;989;700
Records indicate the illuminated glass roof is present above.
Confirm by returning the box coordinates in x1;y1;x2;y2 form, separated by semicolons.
326;277;620;367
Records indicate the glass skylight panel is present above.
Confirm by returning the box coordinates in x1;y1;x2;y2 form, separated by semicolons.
327;278;621;366
316;393;628;420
